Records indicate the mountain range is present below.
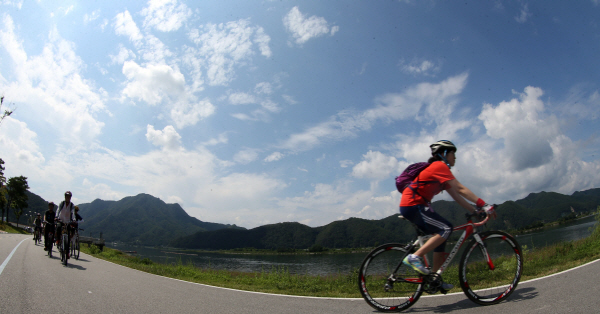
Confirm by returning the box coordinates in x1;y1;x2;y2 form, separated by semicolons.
12;188;600;249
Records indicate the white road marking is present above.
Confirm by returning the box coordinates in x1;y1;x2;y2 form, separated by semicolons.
0;238;27;277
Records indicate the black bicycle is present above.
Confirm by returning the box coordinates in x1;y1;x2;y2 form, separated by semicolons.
358;211;523;312
44;221;55;258
71;227;83;260
58;223;70;266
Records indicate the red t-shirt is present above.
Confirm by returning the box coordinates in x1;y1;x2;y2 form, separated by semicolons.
400;161;455;207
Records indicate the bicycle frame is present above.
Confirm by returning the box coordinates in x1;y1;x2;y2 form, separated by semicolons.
403;213;491;279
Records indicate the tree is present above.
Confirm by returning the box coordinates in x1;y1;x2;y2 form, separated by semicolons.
5;176;29;225
0;96;14;127
0;158;7;222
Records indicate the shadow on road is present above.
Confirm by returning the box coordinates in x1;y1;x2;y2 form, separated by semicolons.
64;263;87;271
403;287;538;313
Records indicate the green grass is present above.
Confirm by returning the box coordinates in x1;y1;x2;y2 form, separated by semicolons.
0;221;29;234
80;212;600;298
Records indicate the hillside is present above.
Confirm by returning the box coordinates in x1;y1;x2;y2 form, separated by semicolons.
170;188;600;250
11;192;241;246
77;193;243;246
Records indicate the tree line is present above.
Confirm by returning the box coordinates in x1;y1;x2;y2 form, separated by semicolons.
0;158;30;227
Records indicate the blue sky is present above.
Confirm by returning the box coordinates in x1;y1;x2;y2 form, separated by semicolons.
1;0;599;228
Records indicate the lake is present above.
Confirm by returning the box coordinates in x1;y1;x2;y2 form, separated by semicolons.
109;215;598;276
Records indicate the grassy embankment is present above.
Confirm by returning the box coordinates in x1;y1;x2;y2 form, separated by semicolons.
75;211;600;298
0;221;28;234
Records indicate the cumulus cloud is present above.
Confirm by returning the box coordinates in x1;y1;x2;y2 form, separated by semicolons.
141;0;192;32
352;151;400;181
283;6;338;45
146;125;182;150
480;87;556;171
122;61;185;104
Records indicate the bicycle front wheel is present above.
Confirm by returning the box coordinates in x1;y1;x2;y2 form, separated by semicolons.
459;231;523;305
74;237;80;260
62;233;69;266
358;243;424;312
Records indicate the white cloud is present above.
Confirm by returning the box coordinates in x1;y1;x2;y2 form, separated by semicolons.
352;151;400;181
233;148;259;164
0;14;107;145
188;19;272;86
84;10;101;25
121;61;185;105
283;6;337;45
279;73;468;152
264;152;284;162
114;10;143;43
339;160;353;168
141;0;192;32
110;45;136;64
515;4;531;23
170;98;215;128
480;86;556;171
399;58;440;76
229;92;257;105
146;125;182;150
0;117;45;172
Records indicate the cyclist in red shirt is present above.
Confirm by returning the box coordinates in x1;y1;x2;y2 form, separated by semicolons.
400;140;496;291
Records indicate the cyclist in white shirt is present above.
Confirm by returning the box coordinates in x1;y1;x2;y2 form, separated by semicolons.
55;191;76;259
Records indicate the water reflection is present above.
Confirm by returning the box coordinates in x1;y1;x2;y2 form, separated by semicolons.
110;215;598;276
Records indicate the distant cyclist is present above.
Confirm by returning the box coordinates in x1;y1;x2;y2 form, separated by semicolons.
70;206;84;242
33;213;42;242
399;140;496;291
55;191;76;258
43;202;56;251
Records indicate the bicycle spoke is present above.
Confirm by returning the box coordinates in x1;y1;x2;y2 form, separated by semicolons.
459;231;522;305
359;244;423;312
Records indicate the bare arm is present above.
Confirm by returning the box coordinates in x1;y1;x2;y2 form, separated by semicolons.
446;178;479;213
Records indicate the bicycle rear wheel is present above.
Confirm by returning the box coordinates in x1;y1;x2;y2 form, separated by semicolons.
61;233;69;266
74;236;80;260
459;231;522;305
358;243;423;312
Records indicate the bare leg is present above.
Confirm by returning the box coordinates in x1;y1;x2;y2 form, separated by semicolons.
414;234;445;258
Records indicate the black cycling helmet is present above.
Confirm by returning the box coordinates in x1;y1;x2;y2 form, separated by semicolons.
430;140;457;156
37;213;41;216
65;191;72;197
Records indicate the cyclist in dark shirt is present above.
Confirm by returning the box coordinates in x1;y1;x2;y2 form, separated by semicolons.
33;213;42;241
43;202;56;251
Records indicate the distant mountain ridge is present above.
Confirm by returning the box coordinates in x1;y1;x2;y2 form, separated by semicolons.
14;192;241;246
77;193;242;246
170;188;600;250
13;188;600;249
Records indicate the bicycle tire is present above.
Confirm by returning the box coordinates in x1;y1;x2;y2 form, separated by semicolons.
459;231;523;305
47;233;53;258
358;243;424;312
62;233;69;266
74;236;80;260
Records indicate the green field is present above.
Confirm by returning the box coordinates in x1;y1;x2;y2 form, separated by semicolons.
76;211;600;298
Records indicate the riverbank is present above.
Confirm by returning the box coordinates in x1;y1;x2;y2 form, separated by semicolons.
79;212;600;298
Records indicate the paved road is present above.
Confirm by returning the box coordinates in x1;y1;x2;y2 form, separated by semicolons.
2;233;599;313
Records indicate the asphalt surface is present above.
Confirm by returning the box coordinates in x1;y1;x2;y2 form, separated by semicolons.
2;233;600;313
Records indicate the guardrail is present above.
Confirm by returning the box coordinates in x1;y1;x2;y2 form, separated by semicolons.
79;236;105;251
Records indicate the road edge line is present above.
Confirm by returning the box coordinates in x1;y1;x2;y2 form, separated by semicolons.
0;238;27;276
84;250;600;300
